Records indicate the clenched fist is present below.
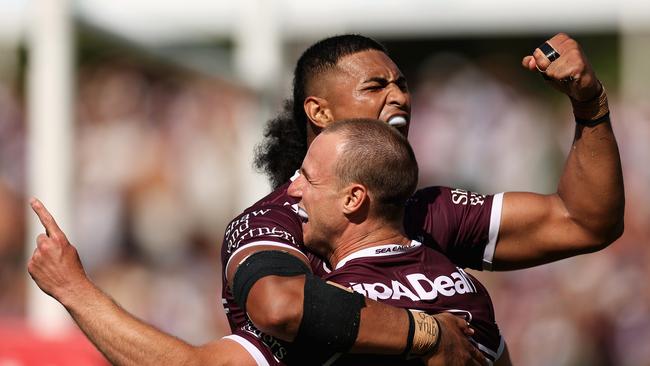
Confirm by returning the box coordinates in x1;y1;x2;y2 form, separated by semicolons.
522;33;601;102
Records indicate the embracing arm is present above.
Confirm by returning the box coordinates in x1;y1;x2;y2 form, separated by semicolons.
27;199;255;366
29;198;486;365
60;283;254;366
227;248;487;365
492;33;624;270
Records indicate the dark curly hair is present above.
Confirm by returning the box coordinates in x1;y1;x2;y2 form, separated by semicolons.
254;34;388;189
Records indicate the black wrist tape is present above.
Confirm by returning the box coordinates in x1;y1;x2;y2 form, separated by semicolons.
576;112;610;127
402;309;416;357
232;250;310;312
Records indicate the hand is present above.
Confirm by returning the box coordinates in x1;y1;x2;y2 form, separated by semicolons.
422;313;488;366
27;198;90;303
522;33;601;102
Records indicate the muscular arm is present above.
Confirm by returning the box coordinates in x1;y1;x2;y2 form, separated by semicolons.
227;247;486;364
27;199;256;366
491;33;624;270
30;199;485;365
242;273;410;353
227;246;412;352
60;281;254;366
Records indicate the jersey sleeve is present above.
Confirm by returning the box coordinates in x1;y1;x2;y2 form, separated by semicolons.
404;186;504;270
227;323;288;366
221;203;307;282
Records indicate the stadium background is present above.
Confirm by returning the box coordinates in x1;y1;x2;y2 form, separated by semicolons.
0;0;649;365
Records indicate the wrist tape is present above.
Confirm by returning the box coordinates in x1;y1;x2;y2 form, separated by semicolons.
571;84;610;126
404;310;441;357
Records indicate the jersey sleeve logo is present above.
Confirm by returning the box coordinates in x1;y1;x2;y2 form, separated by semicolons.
224;209;297;253
450;188;486;206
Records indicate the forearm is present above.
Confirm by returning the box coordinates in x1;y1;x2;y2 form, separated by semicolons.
495;115;624;270
494;35;626;269
352;299;409;354
60;279;202;366
28;200;216;365
247;275;428;355
240;258;483;363
557;91;624;240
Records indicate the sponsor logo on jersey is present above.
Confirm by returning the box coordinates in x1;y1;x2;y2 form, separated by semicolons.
349;268;477;301
224;209;297;253
450;188;485;206
375;243;418;255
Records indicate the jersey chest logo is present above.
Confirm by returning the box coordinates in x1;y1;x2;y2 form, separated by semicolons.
348;268;477;301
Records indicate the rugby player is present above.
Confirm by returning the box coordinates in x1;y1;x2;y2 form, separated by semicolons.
226;119;511;365
27;120;511;365
222;31;623;364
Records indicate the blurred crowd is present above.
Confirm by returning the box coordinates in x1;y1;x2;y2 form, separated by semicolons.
0;59;261;345
1;46;649;365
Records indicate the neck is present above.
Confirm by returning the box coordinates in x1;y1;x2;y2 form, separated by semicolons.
306;122;322;146
327;220;410;269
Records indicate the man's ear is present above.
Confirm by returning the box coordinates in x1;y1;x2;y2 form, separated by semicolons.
342;184;368;215
304;96;334;128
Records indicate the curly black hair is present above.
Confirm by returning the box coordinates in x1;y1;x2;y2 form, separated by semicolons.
254;34;388;189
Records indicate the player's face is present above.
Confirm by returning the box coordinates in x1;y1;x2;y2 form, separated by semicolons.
321;50;411;136
287;132;347;255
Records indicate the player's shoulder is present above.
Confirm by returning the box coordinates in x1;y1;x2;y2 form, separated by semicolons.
408;185;489;207
232;182;298;222
222;182;305;265
406;185;448;210
410;185;446;199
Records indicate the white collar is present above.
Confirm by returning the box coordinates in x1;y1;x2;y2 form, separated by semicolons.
334;240;422;270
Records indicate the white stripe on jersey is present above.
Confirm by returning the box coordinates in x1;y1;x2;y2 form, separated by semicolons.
483;192;504;271
475;335;505;366
225;241;310;282
223;335;270;366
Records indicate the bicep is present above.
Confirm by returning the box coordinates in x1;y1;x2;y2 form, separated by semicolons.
492;191;599;270
226;244;310;289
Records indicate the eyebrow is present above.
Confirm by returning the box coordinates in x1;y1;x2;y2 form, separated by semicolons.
300;167;311;181
362;75;407;85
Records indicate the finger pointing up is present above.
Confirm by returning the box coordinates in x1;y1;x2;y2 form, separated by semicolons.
30;197;67;243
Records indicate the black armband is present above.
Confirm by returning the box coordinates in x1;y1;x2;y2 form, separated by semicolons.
232;250;310;312
293;274;366;353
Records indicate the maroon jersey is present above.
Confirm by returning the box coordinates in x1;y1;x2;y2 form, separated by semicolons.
221;181;502;329
321;240;504;364
221;241;504;365
220;180;504;363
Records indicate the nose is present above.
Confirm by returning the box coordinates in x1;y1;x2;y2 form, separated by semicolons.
387;83;410;110
287;174;303;199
